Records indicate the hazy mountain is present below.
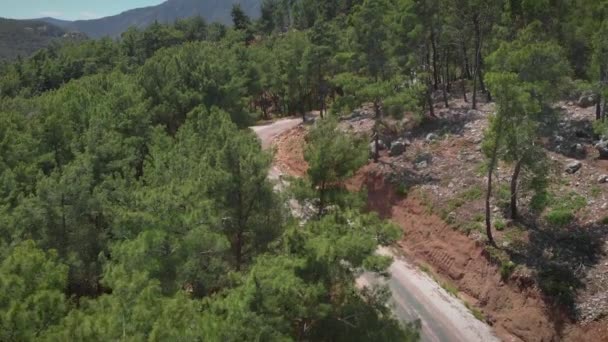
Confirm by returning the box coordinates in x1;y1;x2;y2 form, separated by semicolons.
40;0;261;38
0;18;68;60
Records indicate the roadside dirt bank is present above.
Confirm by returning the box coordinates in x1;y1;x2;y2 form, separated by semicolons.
272;123;608;341
347;164;608;342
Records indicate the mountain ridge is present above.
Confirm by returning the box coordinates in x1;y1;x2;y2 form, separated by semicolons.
38;0;261;38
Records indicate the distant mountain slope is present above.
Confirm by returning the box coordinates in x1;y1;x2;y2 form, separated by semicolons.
0;18;67;60
42;0;261;38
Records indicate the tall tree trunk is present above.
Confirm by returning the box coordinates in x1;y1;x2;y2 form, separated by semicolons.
597;97;602;121
430;30;439;91
442;47;449;107
461;40;472;79
462;79;468;103
479;55;491;102
427;80;436;117
318;181;326;217
485;112;505;247
485;152;498;247
235;231;243;271
446;47;452;93
472;70;478;109
373;100;381;163
510;160;522;220
472;14;483;110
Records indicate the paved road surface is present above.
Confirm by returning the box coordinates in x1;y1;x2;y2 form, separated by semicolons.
251;118;500;342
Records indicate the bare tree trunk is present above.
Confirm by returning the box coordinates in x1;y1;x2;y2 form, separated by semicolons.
442;48;449;108
472;14;483;110
485;110;506;247
431;30;439;91
479;55;491;102
597;97;602;121
427;80;436;117
462;79;468;103
472;70;478;109
318;180;326;217
485;153;497;247
374;100;381;163
446;47;452;93
461;40;472;79
235;231;243;271
510;160;522;220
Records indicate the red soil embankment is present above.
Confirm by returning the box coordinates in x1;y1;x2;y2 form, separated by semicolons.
272;125;608;341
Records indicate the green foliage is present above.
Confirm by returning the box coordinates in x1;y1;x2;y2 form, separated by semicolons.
1;0;606;338
440;281;459;297
300;118;368;215
0;241;68;341
464;302;485;322
545;209;575;227
494;218;506;231
500;261;516;280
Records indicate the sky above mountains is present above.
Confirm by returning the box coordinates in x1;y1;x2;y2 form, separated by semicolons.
1;0;165;20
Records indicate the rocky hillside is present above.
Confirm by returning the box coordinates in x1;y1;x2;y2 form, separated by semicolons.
40;0;261;38
0;18;67;60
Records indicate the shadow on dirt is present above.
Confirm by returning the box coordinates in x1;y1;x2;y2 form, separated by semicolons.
506;216;607;320
539;107;598;160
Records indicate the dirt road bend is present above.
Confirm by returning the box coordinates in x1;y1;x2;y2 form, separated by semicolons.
251;118;499;342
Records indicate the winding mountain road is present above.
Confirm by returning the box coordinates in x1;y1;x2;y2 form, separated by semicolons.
251;117;500;342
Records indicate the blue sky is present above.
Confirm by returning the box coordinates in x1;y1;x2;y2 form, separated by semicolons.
1;0;166;20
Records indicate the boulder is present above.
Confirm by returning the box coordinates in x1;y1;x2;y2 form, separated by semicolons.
416;160;428;169
571;143;586;158
599;175;608;184
596;140;608;159
565;161;582;174
389;140;407;157
426;133;439;142
369;140;386;156
577;92;597;108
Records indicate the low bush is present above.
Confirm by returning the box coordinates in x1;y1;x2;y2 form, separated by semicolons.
545;209;575;227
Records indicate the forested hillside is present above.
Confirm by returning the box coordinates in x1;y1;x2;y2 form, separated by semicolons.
0;0;607;340
0;18;68;60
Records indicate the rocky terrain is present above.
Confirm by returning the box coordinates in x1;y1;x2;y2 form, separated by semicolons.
271;94;608;341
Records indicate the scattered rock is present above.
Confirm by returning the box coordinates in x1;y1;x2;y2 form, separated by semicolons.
596;140;608;159
571;143;586;158
598;175;608;184
577;92;598;108
426;133;439;142
565;160;582;174
415;153;432;164
554;135;564;143
389;140;407;157
467;109;482;117
369;140;386;156
416;160;428;169
575;129;591;139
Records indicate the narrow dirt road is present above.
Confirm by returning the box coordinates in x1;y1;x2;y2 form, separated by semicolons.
251;117;304;149
251;117;499;342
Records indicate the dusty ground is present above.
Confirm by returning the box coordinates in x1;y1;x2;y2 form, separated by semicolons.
271;124;308;178
270;93;608;341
